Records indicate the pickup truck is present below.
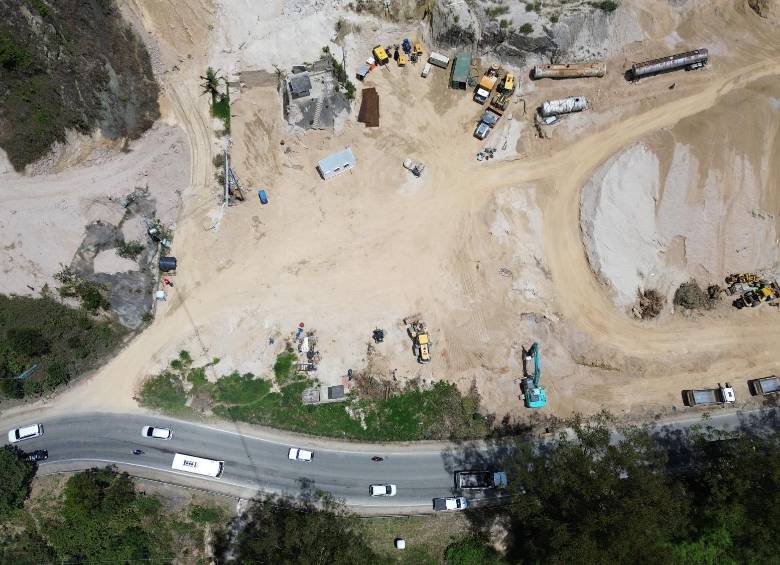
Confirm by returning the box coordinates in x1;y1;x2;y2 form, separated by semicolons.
455;470;508;490
682;383;736;406
433;496;468;512
749;375;779;396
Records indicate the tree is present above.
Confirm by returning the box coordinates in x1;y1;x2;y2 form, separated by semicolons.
43;467;172;563
503;416;688;564
445;535;504;565
201;67;222;103
0;446;36;520
216;494;388;564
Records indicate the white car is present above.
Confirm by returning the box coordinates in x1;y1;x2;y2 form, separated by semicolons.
433;496;469;512
141;426;172;440
8;424;43;443
288;447;313;462
370;484;397;497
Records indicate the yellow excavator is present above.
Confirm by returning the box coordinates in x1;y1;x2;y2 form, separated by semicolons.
405;316;431;364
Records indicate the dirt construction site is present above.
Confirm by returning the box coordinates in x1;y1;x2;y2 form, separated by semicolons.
3;0;780;424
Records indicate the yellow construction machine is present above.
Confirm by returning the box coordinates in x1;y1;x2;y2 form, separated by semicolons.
725;273;760;286
373;45;389;65
404;316;432;364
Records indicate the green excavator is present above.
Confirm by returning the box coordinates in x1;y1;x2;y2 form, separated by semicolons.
522;342;547;409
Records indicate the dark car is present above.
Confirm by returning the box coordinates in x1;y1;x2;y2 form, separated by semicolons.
26;449;48;463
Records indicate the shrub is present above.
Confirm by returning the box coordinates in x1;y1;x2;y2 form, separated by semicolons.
674;280;713;310
116;239;145;260
6;328;50;357
519;23;534;34
594;0;619;12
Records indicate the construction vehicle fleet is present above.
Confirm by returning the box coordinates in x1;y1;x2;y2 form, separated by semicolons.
474;71;514;140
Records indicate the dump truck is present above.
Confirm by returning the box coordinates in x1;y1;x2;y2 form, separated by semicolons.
474;65;500;104
682;383;735;406
406;318;431;364
455;470;508;490
749;375;780;396
433;496;468;512
473;107;501;140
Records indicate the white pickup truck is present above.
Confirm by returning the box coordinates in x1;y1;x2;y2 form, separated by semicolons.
433;496;468;512
287;447;313;462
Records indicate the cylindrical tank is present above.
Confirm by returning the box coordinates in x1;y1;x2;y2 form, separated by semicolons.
159;256;177;272
631;49;708;79
540;96;588;117
533;63;606;79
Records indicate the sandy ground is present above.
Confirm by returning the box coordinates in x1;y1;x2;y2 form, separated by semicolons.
3;0;780;426
0;125;188;295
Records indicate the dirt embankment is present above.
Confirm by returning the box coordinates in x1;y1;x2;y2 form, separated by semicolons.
0;0;159;171
581;76;780;311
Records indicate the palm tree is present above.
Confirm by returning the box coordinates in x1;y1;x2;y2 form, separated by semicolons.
200;67;221;103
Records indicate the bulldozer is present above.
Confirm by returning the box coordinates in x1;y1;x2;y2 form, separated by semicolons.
725;272;760;286
404;316;431;364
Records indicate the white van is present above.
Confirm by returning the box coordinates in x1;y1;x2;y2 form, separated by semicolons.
8;424;43;443
421;62;432;78
172;453;224;477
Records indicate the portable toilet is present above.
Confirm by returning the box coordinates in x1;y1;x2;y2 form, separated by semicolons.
258;189;268;205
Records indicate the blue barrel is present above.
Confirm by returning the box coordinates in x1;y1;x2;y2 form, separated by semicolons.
159;256;177;272
258;189;268;205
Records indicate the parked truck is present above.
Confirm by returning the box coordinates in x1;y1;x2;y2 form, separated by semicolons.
433;496;469;512
682;383;736;406
474;65;500;104
455;470;508;490
749;375;779;396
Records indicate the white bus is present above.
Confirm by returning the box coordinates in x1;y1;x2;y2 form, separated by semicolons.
172;453;224;478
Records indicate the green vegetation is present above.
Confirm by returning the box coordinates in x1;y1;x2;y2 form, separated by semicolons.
202;66;231;132
525;1;541;12
140;350;487;441
0;294;124;399
445;536;504;565
499;18;510;29
0;447;35;521
485;5;510;19
54;267;110;312
0;467;215;563
323;46;357;101
0;0;159;170
501;418;780;563
116;239;145;260
674;279;714;310
593;0;619;11
215;494;387;564
519;22;534;34
362;514;474;564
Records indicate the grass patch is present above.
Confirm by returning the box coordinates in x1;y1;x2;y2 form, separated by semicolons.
362;514;472;563
116;239;145;260
141;351;488;441
212;93;231;132
54;267;110;312
485;5;509;19
272;349;298;384
0;294;124;399
519;22;534;34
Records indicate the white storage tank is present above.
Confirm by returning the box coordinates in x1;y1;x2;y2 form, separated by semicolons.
540;96;588;117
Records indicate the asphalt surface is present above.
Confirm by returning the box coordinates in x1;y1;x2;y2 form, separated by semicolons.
4;408;775;512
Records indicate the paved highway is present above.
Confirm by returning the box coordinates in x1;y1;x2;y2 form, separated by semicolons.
7;413;478;509
4;408;775;511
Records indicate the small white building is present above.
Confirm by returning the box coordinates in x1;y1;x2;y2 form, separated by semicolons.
317;148;356;180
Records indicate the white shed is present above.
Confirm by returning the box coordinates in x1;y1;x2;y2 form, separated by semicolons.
317;148;356;180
